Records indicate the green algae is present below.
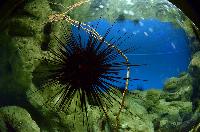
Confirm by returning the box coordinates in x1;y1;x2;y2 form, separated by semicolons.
0;106;40;132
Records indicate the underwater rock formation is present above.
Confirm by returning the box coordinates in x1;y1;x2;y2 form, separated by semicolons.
0;0;52;106
189;51;200;112
128;89;193;132
163;74;192;101
0;0;200;131
0;106;40;132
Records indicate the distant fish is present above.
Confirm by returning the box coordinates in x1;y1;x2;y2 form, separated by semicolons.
132;19;140;24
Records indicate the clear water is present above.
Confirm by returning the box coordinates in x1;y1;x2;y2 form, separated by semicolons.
72;18;191;90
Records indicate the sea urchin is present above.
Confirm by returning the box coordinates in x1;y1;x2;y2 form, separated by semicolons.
32;23;130;121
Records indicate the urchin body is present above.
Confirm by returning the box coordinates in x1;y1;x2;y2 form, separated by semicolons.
32;0;133;129
33;30;126;112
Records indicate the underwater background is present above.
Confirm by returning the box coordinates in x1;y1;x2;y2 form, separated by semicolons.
0;0;200;131
73;18;191;90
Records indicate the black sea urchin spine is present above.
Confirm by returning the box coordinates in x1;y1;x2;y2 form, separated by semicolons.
33;22;131;123
33;0;142;130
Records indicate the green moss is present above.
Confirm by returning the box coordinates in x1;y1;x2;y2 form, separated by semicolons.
146;90;161;101
0;33;29;105
189;52;200;112
24;0;51;20
144;89;161;113
163;74;192;102
0;106;40;132
8;18;38;36
164;77;179;92
189;51;200;79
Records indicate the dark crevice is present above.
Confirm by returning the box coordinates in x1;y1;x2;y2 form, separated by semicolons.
191;79;200;112
41;22;52;51
5;121;16;132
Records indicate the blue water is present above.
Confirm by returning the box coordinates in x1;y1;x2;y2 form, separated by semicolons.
72;19;191;90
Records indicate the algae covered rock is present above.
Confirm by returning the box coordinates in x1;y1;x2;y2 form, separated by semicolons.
0;33;28;106
144;89;162;113
189;51;200;80
23;0;51;20
189;51;200;112
50;91;155;132
0;0;52;102
0;0;64;130
0;106;40;132
128;88;193;131
163;74;193;101
158;100;192;130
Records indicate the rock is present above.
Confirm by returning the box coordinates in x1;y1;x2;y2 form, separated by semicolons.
8;18;37;37
179;116;200;132
189;51;200;112
145;89;161;112
23;0;51;20
0;33;28;106
163;74;192;102
151;100;192;131
128;88;193;131
116;95;154;132
50;91;155;132
164;77;180;93
0;106;40;132
189;51;200;80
